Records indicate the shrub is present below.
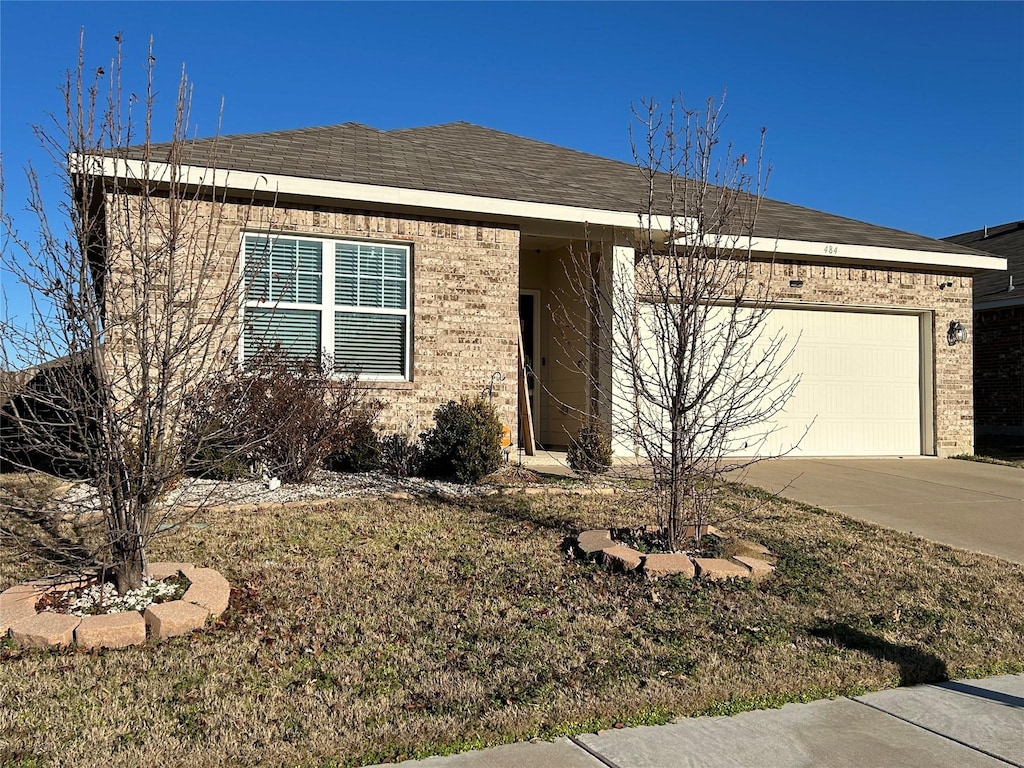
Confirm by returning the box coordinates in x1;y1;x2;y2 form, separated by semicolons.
187;443;252;481
379;432;421;478
188;350;383;484
419;397;503;484
327;416;382;473
567;424;613;475
182;377;254;480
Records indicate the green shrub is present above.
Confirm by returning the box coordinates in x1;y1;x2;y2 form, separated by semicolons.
419;397;503;484
182;382;253;480
327;417;382;473
188;443;252;480
567;425;613;475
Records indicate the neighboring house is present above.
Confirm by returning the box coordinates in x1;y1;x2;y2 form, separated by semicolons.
943;222;1024;448
0;354;97;476
84;121;1004;458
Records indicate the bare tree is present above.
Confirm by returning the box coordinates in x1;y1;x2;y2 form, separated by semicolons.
0;33;265;592
561;95;799;551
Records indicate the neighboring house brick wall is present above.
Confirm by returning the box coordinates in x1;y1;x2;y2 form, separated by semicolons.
974;305;1023;433
754;258;974;456
104;192;521;438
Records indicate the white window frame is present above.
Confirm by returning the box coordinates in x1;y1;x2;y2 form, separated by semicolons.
240;233;411;381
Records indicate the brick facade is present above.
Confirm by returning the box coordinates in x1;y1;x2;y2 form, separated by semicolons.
103;188;974;457
974;305;1023;434
104;192;521;438
753;258;974;456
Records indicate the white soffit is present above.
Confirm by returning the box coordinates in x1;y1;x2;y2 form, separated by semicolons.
82;155;1004;272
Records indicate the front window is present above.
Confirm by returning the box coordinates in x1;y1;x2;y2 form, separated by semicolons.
242;234;410;379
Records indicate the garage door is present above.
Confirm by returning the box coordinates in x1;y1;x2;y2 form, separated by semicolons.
753;308;922;456
636;306;923;457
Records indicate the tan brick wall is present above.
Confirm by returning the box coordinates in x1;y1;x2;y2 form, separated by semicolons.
104;192;521;439
753;257;974;456
103;187;972;456
100;189;246;423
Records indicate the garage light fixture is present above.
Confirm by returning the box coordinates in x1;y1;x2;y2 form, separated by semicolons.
947;321;968;346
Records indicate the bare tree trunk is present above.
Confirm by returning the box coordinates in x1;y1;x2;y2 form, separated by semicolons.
111;521;145;594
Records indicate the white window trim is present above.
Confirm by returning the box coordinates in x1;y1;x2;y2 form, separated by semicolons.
239;233;411;382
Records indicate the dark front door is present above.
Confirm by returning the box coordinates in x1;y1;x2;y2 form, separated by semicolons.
518;292;538;446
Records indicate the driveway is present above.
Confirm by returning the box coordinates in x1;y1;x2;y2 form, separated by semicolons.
732;458;1024;563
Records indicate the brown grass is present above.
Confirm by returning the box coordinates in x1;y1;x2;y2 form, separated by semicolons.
961;437;1024;468
953;453;1024;470
2;483;1023;767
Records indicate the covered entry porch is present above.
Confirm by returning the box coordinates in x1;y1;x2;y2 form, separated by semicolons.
515;228;634;454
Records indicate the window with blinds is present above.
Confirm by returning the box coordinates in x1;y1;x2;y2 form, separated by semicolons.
242;235;410;379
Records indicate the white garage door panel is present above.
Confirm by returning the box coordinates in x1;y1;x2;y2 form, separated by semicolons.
636;305;923;457
750;308;921;457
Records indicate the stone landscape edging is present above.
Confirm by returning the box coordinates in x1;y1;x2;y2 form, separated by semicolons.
1;562;230;649
575;528;777;581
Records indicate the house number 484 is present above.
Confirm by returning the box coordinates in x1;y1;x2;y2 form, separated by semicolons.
823;244;840;255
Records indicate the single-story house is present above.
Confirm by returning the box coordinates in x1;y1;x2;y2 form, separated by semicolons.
84;121;1005;459
943;222;1024;447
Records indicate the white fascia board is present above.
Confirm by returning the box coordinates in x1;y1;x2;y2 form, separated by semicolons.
84;154;998;271
83;155;678;230
673;234;1007;272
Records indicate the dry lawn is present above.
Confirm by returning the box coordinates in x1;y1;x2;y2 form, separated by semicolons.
963;437;1024;468
2;483;1023;767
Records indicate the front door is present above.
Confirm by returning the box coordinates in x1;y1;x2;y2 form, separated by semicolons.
518;291;541;446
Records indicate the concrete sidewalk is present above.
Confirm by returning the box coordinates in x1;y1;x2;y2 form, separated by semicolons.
368;674;1024;767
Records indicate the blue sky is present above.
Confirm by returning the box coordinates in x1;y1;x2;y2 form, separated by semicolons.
1;1;1022;247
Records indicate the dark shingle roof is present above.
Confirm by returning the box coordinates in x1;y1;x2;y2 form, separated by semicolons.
129;121;627;210
128;120;982;257
943;222;1023;300
394;123;982;255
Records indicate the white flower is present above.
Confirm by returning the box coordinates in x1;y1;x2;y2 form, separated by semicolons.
65;576;185;616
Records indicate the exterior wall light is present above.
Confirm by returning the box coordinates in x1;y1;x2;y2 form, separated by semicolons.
947;321;968;346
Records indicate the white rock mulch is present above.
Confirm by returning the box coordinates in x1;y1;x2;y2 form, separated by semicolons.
162;469;487;508
45;469;507;521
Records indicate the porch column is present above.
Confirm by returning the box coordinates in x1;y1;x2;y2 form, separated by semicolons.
610;244;636;457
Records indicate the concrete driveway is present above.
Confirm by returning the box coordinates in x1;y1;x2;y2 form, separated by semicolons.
732;458;1024;563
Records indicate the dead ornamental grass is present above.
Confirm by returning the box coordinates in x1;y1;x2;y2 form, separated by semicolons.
2;487;1023;767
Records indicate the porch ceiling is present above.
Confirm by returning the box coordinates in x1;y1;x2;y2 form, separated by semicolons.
520;232;574;253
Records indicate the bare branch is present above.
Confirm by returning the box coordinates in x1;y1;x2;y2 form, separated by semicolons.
1;33;270;592
557;94;798;551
